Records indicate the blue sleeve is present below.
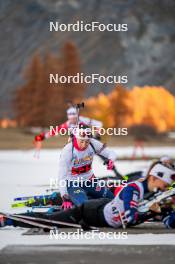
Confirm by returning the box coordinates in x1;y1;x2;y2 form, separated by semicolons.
163;212;175;229
120;185;140;225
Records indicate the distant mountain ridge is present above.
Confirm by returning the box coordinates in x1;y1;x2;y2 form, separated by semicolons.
0;0;175;116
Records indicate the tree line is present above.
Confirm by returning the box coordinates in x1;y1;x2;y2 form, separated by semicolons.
14;41;85;127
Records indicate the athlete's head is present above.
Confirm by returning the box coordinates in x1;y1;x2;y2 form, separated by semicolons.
147;163;175;192
160;156;175;169
67;107;78;124
74;124;92;150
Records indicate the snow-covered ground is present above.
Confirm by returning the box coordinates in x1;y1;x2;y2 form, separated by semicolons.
0;228;175;250
0;147;175;248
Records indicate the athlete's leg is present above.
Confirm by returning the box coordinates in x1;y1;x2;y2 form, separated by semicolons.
48;198;110;227
83;179;114;199
0;199;111;229
81;198;110;227
67;185;88;206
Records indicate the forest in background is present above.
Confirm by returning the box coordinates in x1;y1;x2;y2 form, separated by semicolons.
12;41;175;134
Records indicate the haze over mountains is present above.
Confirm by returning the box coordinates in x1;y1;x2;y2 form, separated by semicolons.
0;0;175;116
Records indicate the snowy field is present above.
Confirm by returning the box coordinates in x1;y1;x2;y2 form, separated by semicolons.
0;147;175;250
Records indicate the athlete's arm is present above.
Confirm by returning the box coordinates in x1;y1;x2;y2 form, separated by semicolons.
35;122;68;141
121;184;140;225
163;211;175;229
90;138;117;161
58;143;72;197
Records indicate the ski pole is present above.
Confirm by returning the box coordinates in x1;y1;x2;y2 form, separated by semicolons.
12;214;98;230
99;155;123;180
2;213;55;230
75;102;84;126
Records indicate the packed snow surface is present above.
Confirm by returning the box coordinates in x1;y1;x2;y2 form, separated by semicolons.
0;147;175;249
